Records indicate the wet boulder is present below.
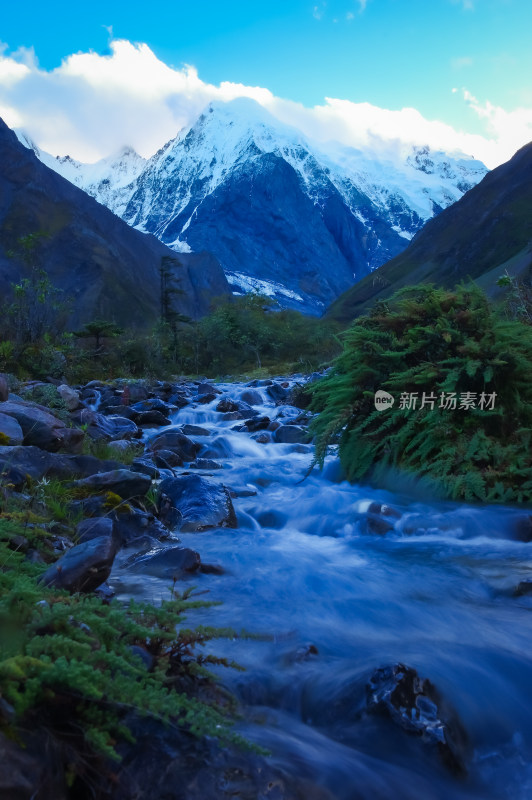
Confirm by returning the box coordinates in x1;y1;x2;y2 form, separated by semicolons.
267;382;289;403
157;475;237;532
510;515;532;542
131;459;160;479
181;424;211;437
82;411;139;441
76;516;115;544
240;389;263;406
366;663;468;774
273;425;310;444
0;400;84;452
40;535;117;593
113;511;171;545
514;579;532;597
123;545;201;578
244;416;271;433
197;392;218;404
72;469;151;499
152;449;183;469
57;383;81;411
0;412;23;445
0;445;124;483
196;382;221;396
216;398;239;413
365;502;402;535
130;398;171;415
134;410;172;427
190;458;223;470
147;430;200;462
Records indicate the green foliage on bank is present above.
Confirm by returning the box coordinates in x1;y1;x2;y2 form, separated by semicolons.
1;285;340;381
310;284;532;503
0;499;248;769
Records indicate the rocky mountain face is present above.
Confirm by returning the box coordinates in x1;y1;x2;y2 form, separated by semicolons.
327;140;532;323
28;98;487;315
1;119;230;329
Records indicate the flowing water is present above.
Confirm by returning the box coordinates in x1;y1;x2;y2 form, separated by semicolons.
111;381;532;799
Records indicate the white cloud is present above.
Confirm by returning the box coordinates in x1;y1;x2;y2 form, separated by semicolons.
0;39;529;168
462;88;532;163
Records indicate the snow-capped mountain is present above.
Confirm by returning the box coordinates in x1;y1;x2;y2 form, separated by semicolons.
19;99;487;313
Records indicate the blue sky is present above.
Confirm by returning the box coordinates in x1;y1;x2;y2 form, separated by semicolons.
1;0;531;165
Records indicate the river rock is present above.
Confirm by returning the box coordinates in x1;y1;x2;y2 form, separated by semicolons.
196;382;221;396
181;424;211;436
0;445;124;483
73;469;151;499
131;398;171;415
191;458;223;470
197;392;218;404
0;400;84;452
82;410;139;441
273;425;310;444
514;579;532;597
366;663;468;774
57;383;81;411
40;535;117;593
76;516;115;544
0;412;23;445
244;416;270;432
123;545;201;578
240;389;263;406
157;475;237;532
124;382;149;403
148;430;200;462
267;382;289;403
153;449;183;469
216;398;239;413
106;439;140;457
366;502;402;535
131;459;160;479
0;374;8;402
135;410;172;427
112;510;171;545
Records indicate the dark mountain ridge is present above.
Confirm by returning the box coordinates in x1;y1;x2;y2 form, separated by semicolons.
0;117;230;329
327;141;532;322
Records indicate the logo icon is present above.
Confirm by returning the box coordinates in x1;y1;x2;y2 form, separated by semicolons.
374;390;394;411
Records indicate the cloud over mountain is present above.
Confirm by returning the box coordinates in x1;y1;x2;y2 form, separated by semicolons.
0;39;530;167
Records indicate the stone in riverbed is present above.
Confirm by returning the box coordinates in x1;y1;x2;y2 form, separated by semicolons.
240;389;263;406
157;475;237;532
365;502;402;535
72;469;151;499
123;545;201;578
0;412;23;445
181;424;211;436
267;382;289;403
76;516;115;544
216;398;239;413
366;663;468;774
514;579;532;597
0;401;84;452
273;425;310;444
57;383;81;411
244;416;270;432
147;430;200;462
39;535;117;593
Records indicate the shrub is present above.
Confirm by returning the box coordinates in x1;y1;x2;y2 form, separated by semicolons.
310;284;532;503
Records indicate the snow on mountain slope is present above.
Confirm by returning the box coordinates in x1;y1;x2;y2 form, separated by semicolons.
18;98;487;313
